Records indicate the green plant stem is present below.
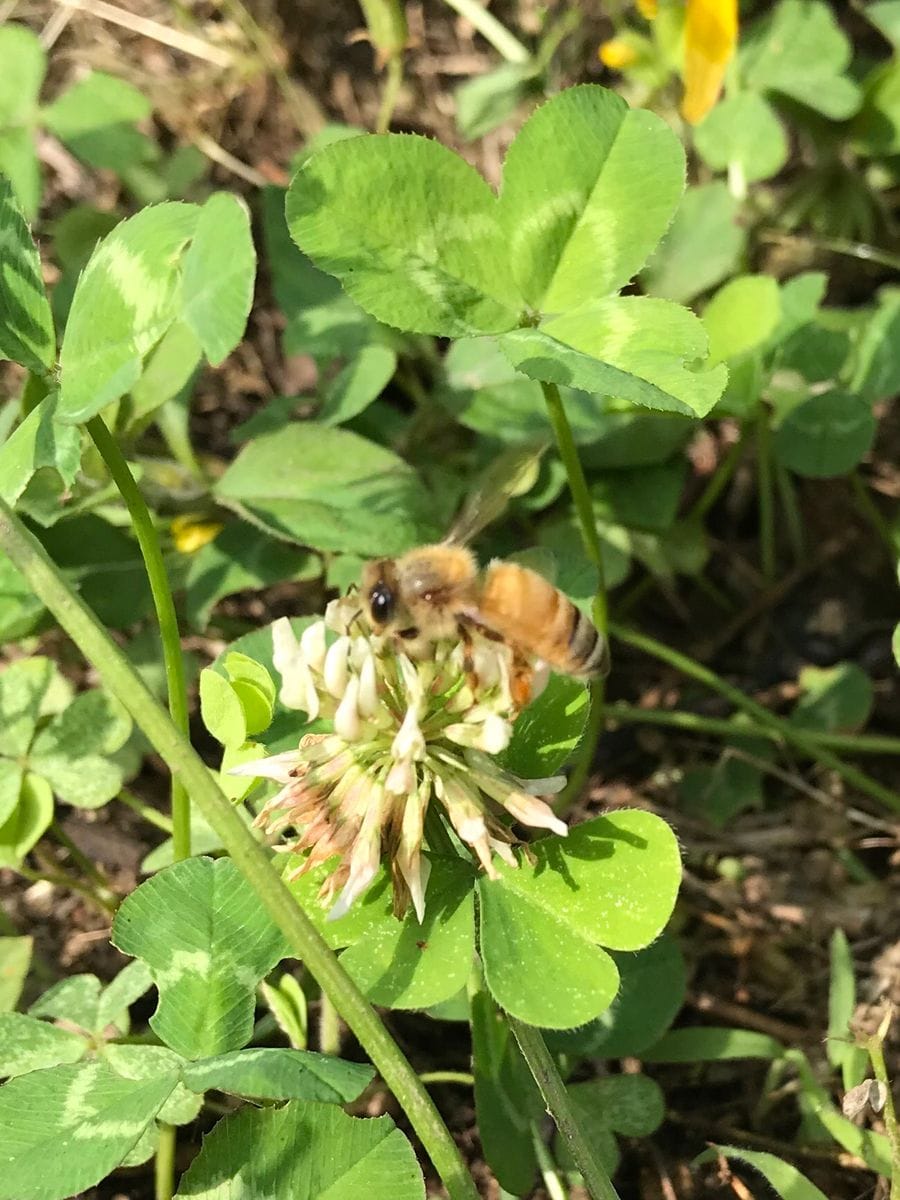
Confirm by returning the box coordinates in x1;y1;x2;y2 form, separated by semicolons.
508;1016;620;1200
155;1124;176;1200
49;821;118;907
376;54;404;133
0;498;479;1200
420;1071;476;1086
604;701;900;757
18;862;117;917
774;461;805;564
117;789;175;834
850;470;897;562
756;405;776;584
609;623;900;812
318;993;341;1056
87;417;191;862
690;433;745;521
441;0;531;62
866;1014;900;1200
532;1121;569;1200
539;381;608;809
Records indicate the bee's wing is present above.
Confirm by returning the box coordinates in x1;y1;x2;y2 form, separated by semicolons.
444;439;549;546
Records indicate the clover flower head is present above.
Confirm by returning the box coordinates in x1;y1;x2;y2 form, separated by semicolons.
232;598;567;923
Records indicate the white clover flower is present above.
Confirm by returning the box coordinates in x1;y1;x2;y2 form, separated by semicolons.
232;599;566;923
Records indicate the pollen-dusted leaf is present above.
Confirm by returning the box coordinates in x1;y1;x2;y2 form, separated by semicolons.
478;875;620;1027
338;856;475;1009
42;72;155;172
287;133;522;337
739;0;861;119
0;1013;86;1078
0;395;81;507
181;193;255;366
58;202;199;423
0;773;53;869
173;1100;425;1200
0;178;56;373
774;390;876;478
496;674;589;778
694;1146;829;1200
111;856;289;1059
214;423;441;555
694;92;788;184
0;1060;179;1200
499;85;685;312
497;810;681;951
182;1047;374;1103
0;936;32;1013
501;297;727;418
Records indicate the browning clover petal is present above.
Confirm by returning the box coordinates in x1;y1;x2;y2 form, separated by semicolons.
232;601;566;923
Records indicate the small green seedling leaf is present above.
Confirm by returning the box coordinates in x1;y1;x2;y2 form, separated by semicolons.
173;1100;425;1200
112;856;288;1059
643;1026;785;1062
42;72;154;171
694;1145;829;1200
223;652;276;706
317;344;397;425
182;1047;374;1104
0;396;81;507
793;663;873;734
0;178;56;373
496;674;589;778
555;1076;665;1177
499;84;685;312
740;0;861;119
0;1060;178;1200
0;759;22;828
58;202;199;423
260;972;308;1049
0;936;32;1012
214;423;440;555
827;929;869;1091
0;773;53;869
702;275;782;364
181;192;255;365
774;390;876;478
287;133;522;337
199;668;247;749
0;1013;86;1077
455;62;538;141
229;680;273;737
642;181;745;304
694;93;788;183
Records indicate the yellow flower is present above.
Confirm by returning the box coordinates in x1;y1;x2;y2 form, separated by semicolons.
599;38;639;70
170;514;223;554
636;0;659;18
681;0;738;124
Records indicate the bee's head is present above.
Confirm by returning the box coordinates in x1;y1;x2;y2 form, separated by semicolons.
361;560;398;631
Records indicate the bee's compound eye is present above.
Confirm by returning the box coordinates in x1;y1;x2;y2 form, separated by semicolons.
368;583;395;624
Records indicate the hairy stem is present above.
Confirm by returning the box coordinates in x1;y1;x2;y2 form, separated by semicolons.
609;623;900;812
87;417;191;862
0;498;479;1200
509;1016;621;1200
540;382;608;808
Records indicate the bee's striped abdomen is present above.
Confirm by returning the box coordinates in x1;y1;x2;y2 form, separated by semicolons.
566;605;609;679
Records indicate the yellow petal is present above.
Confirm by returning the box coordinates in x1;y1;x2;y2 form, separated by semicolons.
598;37;639;70
170;514;223;554
636;0;659;18
680;0;738;124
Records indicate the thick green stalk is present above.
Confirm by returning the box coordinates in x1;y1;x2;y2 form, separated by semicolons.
609;624;900;812
155;1124;176;1200
509;1016;621;1200
87;417;191;861
604;702;900;757
540;382;608;808
0;499;479;1200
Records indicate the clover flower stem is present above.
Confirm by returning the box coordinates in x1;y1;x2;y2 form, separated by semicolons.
154;1124;176;1200
0;498;480;1200
540;381;608;810
509;1015;621;1200
531;1120;569;1200
609;623;900;813
87;417;191;863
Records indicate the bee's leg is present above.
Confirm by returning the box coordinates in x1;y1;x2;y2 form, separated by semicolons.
509;649;534;712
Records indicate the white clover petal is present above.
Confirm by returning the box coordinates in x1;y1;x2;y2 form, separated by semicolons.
392;703;425;762
502;791;568;837
445;714;511;754
324;635;351;698
518;774;567;796
227;749;302;783
300;620;328;674
333;675;361;741
356;652;380;718
385;757;415;796
398;852;431;925
272;616;301;674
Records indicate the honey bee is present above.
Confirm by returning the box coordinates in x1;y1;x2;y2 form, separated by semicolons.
359;445;609;700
